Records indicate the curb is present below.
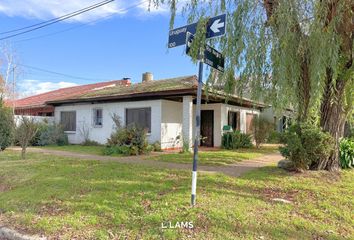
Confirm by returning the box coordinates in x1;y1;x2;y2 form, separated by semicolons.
0;227;46;240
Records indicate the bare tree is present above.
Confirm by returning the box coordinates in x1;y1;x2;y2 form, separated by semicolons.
15;116;38;159
0;42;21;104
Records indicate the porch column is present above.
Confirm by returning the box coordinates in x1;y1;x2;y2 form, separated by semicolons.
240;110;247;134
182;96;193;148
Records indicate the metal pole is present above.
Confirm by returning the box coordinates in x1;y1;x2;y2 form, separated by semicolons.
191;60;203;206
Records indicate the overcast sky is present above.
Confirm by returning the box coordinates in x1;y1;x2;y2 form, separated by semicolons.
0;0;202;97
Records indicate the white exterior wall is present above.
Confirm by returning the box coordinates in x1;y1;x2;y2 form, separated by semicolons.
54;100;162;145
221;104;260;134
161;100;183;149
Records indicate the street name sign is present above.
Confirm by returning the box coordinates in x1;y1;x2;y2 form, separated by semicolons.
168;13;226;48
186;33;225;72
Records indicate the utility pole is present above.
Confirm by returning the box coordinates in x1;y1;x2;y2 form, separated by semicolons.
191;60;203;206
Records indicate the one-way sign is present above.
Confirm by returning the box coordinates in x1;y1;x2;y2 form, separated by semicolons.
168;13;226;48
186;33;224;72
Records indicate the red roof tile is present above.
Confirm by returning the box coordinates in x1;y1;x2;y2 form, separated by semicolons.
10;79;131;109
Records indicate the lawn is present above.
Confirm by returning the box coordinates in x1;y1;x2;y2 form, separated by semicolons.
148;145;280;166
39;145;110;156
0;150;353;240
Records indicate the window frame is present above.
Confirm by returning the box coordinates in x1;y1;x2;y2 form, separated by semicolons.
60;111;76;132
92;108;103;128
125;107;152;133
228;111;240;131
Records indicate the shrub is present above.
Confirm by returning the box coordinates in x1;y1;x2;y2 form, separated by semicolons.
15;116;39;159
82;139;101;146
152;141;162;152
251;116;273;148
339;138;354;169
0;103;14;151
222;130;253;149
267;130;284;144
30;122;48;146
38;123;68;146
105;125;149;155
280;123;334;170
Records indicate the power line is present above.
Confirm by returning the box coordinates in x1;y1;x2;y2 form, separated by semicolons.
19;64;111;82
0;0;115;41
0;0;114;35
15;1;148;43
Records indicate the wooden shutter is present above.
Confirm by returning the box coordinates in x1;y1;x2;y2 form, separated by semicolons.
126;108;151;132
60;111;76;131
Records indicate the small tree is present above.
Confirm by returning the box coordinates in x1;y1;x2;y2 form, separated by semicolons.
15;116;38;159
251;115;273;148
0;101;14;151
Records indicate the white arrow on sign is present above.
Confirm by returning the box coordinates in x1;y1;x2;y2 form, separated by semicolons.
210;19;225;33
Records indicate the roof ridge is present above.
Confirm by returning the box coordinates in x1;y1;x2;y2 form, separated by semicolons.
16;79;124;101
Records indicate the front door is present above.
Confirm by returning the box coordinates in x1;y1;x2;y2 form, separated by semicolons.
200;110;214;147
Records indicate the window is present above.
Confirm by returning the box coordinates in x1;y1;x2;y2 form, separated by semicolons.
228;111;240;131
93;109;103;127
126;107;151;133
60;111;76;131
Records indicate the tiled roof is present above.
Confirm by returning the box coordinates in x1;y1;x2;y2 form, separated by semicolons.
11;79;131;109
79;75;197;99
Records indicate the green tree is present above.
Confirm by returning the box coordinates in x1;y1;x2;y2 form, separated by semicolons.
251;115;273;148
153;0;353;170
0;100;14;151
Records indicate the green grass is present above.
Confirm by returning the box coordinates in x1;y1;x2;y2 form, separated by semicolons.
38;145;112;156
0;150;353;239
149;145;279;166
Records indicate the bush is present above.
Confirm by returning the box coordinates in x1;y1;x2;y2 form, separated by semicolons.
30;122;48;146
82;139;101;146
222;130;253;149
280;123;334;170
0;103;14;151
339;138;354;169
251;116;273;148
105;125;149;155
266;130;284;144
152;141;162;152
37;123;68;146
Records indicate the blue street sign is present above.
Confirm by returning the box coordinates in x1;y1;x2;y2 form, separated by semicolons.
186;33;224;72
168;13;226;48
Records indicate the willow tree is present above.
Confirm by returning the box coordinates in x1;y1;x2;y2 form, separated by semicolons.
150;0;353;170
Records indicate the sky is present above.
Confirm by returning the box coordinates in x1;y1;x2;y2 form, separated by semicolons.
0;0;202;97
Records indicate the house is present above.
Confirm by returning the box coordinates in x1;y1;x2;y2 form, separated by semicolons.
12;73;267;149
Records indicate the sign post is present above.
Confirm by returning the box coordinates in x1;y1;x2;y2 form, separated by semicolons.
191;59;203;206
168;14;226;207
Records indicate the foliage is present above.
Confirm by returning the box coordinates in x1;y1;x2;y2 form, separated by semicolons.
280;123;334;170
180;138;191;153
222;130;253;149
0;102;14;151
339;138;354;169
250;115;273;148
1;150;353;239
15;116;38;159
266;130;284;144
37;123;68;146
105;125;149;156
82;139;101;146
30;122;49;146
158;0;354;170
151;141;162;152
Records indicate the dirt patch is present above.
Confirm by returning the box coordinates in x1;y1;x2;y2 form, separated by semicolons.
256;187;299;203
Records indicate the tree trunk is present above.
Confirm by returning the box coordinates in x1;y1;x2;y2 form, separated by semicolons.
318;70;347;170
21;145;27;159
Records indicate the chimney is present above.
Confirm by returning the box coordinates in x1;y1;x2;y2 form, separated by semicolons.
142;72;153;83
